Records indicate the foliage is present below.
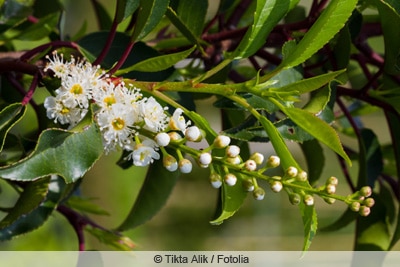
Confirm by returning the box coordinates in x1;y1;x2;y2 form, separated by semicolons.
0;0;399;252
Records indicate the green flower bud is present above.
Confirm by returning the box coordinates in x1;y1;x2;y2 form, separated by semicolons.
324;197;336;204
327;176;338;186
359;206;371;217
360;186;372;197
303;194;314;206
326;184;336;194
270;181;283;193
242;179;255;192
296;171;308;182
250;152;264;165
289;193;301;205
286;166;298;178
350;201;360;212
253;187;265;200
266;155;280;168
364;198;375;208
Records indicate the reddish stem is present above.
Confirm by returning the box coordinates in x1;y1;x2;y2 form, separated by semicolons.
22;72;40;106
108;41;135;75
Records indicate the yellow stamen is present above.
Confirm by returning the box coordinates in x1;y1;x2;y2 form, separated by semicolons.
104;94;116;107
112;118;125;130
70;84;83;95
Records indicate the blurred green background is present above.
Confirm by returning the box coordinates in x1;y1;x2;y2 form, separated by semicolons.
0;0;398;251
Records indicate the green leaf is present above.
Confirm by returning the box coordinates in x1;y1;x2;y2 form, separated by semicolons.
117;156;179;231
175;0;208;37
115;46;195;75
92;0;113;30
300;203;318;251
0;103;26;153
86;226;136;250
0;0;34;27
131;0;170;41
300;139;325;185
278;105;351;165
0;175;66;240
321;208;357;232
303;86;332;114
15;13;59;41
233;0;290;59
280;0;358;69
0;177;50;230
0;122;104;183
66;196;110;216
116;0;140;23
371;0;400;75
210;178;247;225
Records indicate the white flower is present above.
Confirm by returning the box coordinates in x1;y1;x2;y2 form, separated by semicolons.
139;97;169;132
44;51;71;79
169;108;190;132
96;103;135;152
44;95;86;126
128;139;160;167
58;75;92;109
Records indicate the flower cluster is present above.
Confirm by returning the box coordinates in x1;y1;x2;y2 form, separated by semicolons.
44;51;168;166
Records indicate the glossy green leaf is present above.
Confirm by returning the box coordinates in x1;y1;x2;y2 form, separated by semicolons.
117;156;179;231
0;122;104;183
116;46;195;75
0;103;26;153
116;0;140;23
233;0;290;59
0;175;66;240
210;178;247;225
303;86;331;114
372;0;400;75
131;0;170;41
175;0;208;37
278;105;351;165
0;177;50;231
15;13;59;41
280;0;358;69
92;0;113;30
361;129;383;186
300;203;318;251
300;139;325;185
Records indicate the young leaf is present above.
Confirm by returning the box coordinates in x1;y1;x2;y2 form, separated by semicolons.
233;0;290;59
0;122;104;183
300;203;318;251
278;105;351;165
131;0;170;41
0;177;50;230
209;178;247;225
0;175;66;241
280;0;358;69
117;156;179;231
115;46;195;75
0;103;26;153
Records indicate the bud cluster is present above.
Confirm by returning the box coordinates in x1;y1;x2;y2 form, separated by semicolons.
347;186;375;216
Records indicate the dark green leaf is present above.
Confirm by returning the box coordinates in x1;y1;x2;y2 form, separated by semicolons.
115;46;195;75
0;0;34;28
0;122;103;183
175;0;208;37
0;177;50;230
321;208;357;232
361;129;383;186
116;0;140;23
0;103;26;153
131;0;170;41
210;178;247;225
280;0;358;69
0;175;66;240
300;139;325;185
117;156;179;230
372;0;400;75
92;0;113;30
233;0;290;59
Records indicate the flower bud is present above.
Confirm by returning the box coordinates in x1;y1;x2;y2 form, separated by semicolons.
303;194;314;206
270;181;283;193
250;152;264;165
266;155;280;168
350;201;360;212
327;176;338;186
163;154;178;172
242;179;255;192
364;198;375;208
226;156;241;165
296;171;308;182
168;131;183;142
198;152;212;167
209;173;222;188
326;184;336;194
360;186;372;197
253;187;265;200
154;132;170;147
324;197;336;204
289;193;301;205
286;166;298;178
213;135;231;148
244;159;257;171
359;206;371;217
226;145;240;158
179;159;192;173
185;126;202;142
224;173;237;186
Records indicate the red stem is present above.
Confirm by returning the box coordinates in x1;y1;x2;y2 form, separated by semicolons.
108;41;135;75
22;72;40;106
